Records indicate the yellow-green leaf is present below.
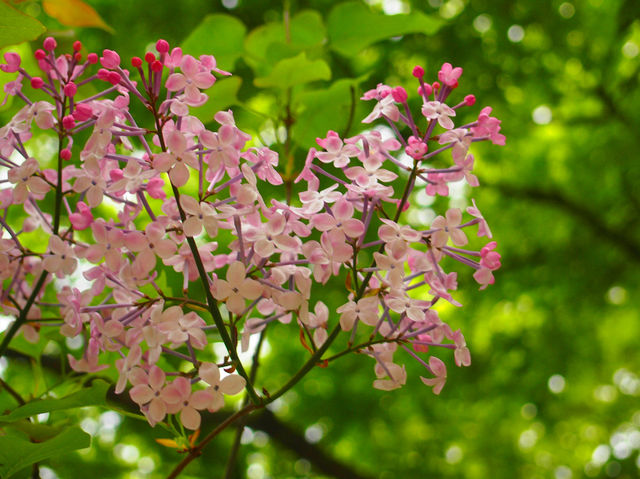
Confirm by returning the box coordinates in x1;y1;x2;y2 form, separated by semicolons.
0;1;45;48
42;0;114;33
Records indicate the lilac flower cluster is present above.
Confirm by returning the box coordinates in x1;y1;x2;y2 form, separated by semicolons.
0;38;503;429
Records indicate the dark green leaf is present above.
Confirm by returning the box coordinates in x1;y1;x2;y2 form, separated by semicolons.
0;426;90;478
0;380;109;423
327;1;444;57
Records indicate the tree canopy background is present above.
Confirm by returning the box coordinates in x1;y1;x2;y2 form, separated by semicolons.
0;0;639;478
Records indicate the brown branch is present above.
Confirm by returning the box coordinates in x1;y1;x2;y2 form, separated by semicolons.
245;409;374;479
488;181;640;262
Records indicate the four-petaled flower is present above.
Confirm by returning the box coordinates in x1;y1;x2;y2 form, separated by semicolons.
211;261;263;315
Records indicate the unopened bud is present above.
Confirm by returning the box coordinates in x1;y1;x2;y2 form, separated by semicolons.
30;77;44;89
156;39;169;54
64;82;78;97
62;115;76;130
43;37;57;52
391;86;408;103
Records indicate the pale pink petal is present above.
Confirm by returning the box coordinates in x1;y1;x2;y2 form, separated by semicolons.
200;362;220;386
220;375;246;395
180;406;201;430
130;384;154;405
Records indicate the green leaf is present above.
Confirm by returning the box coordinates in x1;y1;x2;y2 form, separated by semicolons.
327;1;444;57
5;419;65;442
0;2;46;49
0;380;109;423
292;76;369;148
191;76;242;123
245;9;326;65
181;14;246;71
0;426;90;478
254;52;331;90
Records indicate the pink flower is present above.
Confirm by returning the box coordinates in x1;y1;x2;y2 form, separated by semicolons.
431;208;468;247
466;199;492;238
420;356;447;394
199;362;246;412
115;345;143;394
211;261;263;315
438;62;463;88
405;136;428;159
165;55;215;106
153;128;198;187
422;101;456;129
450;329;471;366
471;106;506;145
438;128;471;161
152;306;207;349
316;131;360;168
163;377;213;430
129;366;172;426
336;296;379;330
362;95;400;124
43;236;77;277
7;158;50;204
311;197;365;240
480;241;501;270
473;267;495;290
0;52;21;73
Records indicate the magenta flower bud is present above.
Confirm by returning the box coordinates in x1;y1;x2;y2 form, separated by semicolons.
391;86;408;103
464;94;476;106
43;37;57;52
146;178;166;199
100;49;120;69
131;56;143;68
151;60;163;72
417;83;432;97
107;71;122;85
64;82;78;97
62;115;76;130
87;53;98;64
30;77;44;89
144;52;156;63
97;68;110;81
0;52;21;73
60;148;72;161
73;40;82;52
109;168;124;182
74;52;82;62
73;103;93;121
156;39;169;54
412;65;425;78
432;81;440;91
34;49;46;60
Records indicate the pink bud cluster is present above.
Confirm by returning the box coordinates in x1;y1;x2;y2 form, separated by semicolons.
0;39;503;429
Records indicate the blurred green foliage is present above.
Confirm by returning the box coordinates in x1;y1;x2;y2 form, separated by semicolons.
1;0;639;478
